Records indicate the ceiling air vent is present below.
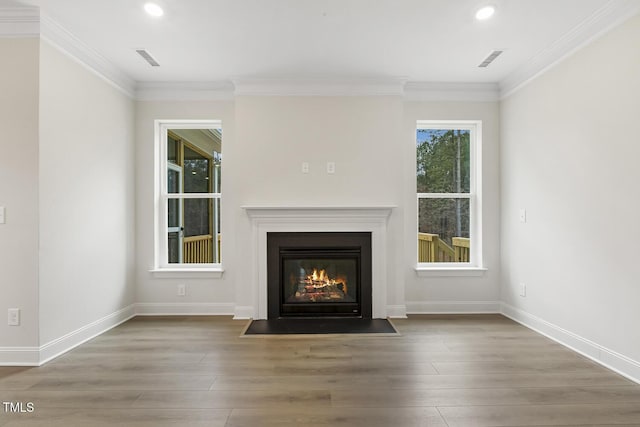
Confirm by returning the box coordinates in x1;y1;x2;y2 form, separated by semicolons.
135;49;160;67
478;50;503;68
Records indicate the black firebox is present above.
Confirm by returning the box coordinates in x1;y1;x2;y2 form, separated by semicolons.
267;232;372;319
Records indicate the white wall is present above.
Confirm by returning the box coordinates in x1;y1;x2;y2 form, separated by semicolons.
404;101;502;312
38;40;136;345
0;38;40;349
233;96;406;314
135;94;501;316
501;14;640;370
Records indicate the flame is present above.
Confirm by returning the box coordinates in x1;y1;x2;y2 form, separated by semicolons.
304;268;346;292
309;268;328;283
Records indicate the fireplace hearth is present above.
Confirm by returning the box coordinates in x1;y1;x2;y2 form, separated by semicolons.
267;232;372;319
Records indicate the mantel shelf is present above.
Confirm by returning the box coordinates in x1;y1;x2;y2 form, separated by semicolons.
242;205;396;219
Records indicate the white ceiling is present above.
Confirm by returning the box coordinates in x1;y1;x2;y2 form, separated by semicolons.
4;0;640;95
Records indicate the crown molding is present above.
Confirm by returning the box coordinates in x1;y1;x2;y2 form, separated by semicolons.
500;0;640;99
135;81;235;101
39;13;135;97
233;77;407;97
404;82;499;102
135;80;501;102
0;7;39;37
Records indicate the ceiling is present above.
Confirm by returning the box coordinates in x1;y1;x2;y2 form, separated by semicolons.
3;0;640;95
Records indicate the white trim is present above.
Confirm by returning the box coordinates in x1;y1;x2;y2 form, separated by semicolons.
164;193;222;200
39;14;135;97
407;300;500;314
0;347;40;366
499;0;640;99
136;81;235;101
386;305;408;318
233;306;255;320
1;305;136;366
135;303;234;316
148;268;224;278
405;82;499;102
501;303;640;385
241;205;396;214
233;77;406;97
415;267;487;277
243;205;395;320
38;305;136;365
0;7;39;37
417;193;472;199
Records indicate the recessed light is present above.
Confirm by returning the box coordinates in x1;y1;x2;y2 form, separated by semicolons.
144;2;164;17
475;5;495;20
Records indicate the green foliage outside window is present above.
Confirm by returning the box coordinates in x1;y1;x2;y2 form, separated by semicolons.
417;129;470;247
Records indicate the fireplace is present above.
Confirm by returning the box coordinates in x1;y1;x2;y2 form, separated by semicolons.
267;232;372;319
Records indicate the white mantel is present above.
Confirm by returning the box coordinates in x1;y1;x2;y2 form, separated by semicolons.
241;206;395;319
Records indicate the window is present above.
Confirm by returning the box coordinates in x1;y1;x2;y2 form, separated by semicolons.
155;120;222;273
416;120;482;270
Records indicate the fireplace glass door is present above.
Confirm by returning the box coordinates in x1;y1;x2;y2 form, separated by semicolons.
283;255;358;304
280;250;361;317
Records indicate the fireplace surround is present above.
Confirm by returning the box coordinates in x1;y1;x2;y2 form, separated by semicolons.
267;232;372;319
242;206;395;320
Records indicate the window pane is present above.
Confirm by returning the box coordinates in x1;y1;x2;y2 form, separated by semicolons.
168;135;179;164
180;197;219;264
168;169;180;193
184;198;210;237
213;198;220;263
168;199;180;228
418;198;470;263
213;150;221;192
417;129;470;193
168;232;180;264
184;146;210;193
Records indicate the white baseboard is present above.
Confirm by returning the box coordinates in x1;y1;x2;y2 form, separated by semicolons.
501;303;640;385
406;300;500;314
39;304;136;365
0;347;40;366
135;302;235;316
386;305;408;318
1;304;136;366
233;306;254;320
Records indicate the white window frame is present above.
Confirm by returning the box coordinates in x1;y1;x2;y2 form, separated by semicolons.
415;120;486;277
151;119;223;278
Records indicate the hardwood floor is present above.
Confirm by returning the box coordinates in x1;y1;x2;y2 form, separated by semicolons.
1;314;639;426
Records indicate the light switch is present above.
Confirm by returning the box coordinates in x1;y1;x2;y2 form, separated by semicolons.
8;308;20;326
0;207;5;224
519;208;527;223
302;162;309;174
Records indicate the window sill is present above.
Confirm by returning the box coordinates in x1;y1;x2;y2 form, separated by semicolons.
415;266;487;277
149;267;224;279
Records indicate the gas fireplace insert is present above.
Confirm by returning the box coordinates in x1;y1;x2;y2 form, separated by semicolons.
267;232;372;319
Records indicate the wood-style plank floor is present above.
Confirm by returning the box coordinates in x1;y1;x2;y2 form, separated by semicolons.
1;314;640;426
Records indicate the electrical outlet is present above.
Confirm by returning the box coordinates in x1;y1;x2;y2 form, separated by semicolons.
177;284;186;296
8;308;20;326
326;162;335;174
519;283;527;297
